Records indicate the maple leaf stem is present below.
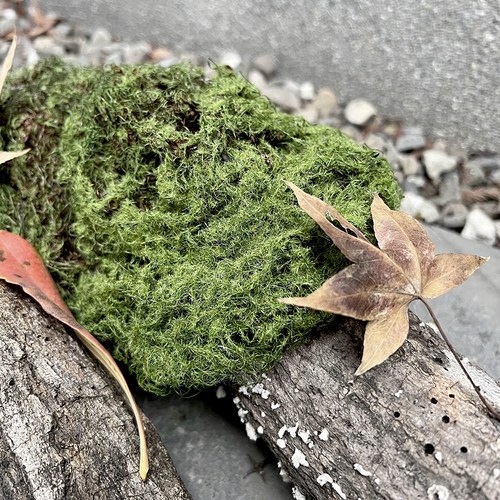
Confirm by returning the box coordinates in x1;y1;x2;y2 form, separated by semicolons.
419;297;500;421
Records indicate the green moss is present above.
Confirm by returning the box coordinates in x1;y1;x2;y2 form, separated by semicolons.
0;60;401;395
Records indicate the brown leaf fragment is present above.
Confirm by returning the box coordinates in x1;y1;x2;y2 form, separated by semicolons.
281;183;488;374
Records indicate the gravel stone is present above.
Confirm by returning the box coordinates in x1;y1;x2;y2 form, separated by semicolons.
294;104;318;123
398;154;421;176
438;171;460;205
312;88;337;119
395;126;426;152
261;86;301;113
477;201;500;219
422;149;458;183
299;81;315;101
51;22;73;38
219;50;242;69
104;51;123;65
464;159;487;187
32;36;66;57
461;208;496;245
123;41;151;64
404;174;426;193
252;54;276;78
344;98;376;126
157;55;179;68
467;156;500;174
247;69;268;90
0;18;16;37
90;27;113;47
339;125;362;142
364;133;387;152
1;7;17;20
400;192;440;223
441;202;468;229
490;170;500;186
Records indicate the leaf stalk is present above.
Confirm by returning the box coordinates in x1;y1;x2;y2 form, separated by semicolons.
419;297;500;421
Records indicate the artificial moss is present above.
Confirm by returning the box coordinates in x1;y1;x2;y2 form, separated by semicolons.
0;60;401;395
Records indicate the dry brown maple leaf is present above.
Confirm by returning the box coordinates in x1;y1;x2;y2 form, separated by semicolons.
280;182;488;376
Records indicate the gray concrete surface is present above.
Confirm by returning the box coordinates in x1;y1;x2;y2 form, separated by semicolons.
137;391;293;500
42;0;499;153
412;225;500;382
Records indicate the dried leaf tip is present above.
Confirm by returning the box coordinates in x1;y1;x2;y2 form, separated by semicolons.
0;34;30;165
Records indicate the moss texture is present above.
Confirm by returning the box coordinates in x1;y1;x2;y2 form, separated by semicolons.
0;60;401;395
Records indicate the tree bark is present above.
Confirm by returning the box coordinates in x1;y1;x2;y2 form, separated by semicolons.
236;312;500;499
0;282;190;500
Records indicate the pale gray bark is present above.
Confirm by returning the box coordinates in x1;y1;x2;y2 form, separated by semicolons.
0;282;190;500
236;313;500;499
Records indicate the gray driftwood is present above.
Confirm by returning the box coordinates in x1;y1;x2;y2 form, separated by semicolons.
236;312;500;499
0;282;190;500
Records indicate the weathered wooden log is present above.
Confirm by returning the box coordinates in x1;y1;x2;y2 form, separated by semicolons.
0;282;190;500
236;312;500;499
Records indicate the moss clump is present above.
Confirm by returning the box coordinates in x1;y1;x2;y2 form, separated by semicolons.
0;60;401;395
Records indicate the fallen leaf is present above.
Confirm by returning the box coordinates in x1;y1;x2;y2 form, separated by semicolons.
0;34;17;94
0;35;30;165
0;230;149;480
280;182;487;375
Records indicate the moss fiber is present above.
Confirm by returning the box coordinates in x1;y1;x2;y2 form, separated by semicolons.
0;60;401;395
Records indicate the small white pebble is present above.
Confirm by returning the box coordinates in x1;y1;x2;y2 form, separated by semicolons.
308;442;314;449
237;408;248;422
239;386;249;396
260;411;266;418
288;422;299;438
271;402;281;410
261;389;270;399
319;429;329;441
493;468;500;479
245;422;258;441
215;386;227;399
252;383;265;394
276;438;287;448
435;451;443;464
332;482;347;499
292;448;309;468
257;425;264;435
374;478;381;485
294;388;299;393
232;396;240;405
298;429;311;444
427;485;450;500
353;463;372;476
317;473;334;486
394;389;403;398
278;425;287;438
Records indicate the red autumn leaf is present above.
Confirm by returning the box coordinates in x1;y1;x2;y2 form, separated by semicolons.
0;230;149;480
280;183;488;375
